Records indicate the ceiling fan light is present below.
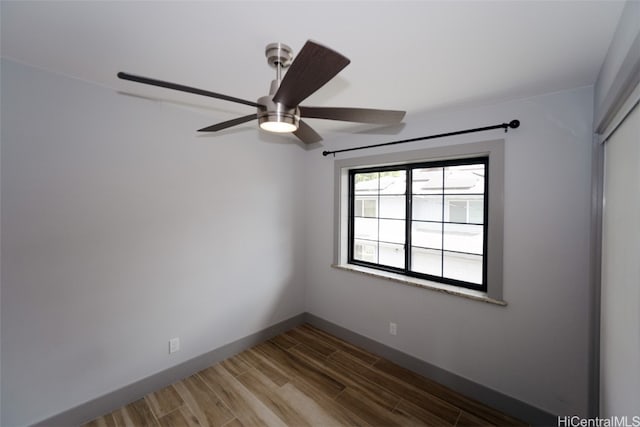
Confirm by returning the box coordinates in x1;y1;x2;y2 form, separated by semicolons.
260;121;298;133
258;113;298;133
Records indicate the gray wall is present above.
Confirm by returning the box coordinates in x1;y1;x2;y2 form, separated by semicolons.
0;59;307;426
303;86;595;416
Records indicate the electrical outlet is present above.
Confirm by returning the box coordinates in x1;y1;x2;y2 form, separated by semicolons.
169;337;180;354
389;322;397;336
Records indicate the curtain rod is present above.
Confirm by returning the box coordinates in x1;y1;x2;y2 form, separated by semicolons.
322;119;520;157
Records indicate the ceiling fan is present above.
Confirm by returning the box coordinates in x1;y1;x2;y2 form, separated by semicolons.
118;40;406;143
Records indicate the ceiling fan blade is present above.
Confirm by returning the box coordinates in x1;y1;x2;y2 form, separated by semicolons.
118;72;260;108
197;114;258;132
272;40;350;107
293;120;323;144
300;106;406;124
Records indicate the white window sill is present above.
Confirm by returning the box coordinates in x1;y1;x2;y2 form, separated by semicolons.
331;264;507;306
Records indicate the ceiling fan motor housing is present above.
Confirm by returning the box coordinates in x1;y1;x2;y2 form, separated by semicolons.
257;93;300;132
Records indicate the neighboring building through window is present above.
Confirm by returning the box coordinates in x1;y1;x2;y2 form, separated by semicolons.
349;157;488;291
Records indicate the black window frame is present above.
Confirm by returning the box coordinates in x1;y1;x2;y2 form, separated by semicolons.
347;156;489;292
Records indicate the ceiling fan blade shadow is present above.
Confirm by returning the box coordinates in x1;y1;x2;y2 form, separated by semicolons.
198;114;258;132
353;122;407;135
293;120;323;144
273;40;350;107
118;72;261;108
117;91;255;117
300;106;406;124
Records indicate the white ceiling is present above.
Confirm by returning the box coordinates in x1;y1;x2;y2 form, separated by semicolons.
0;1;626;129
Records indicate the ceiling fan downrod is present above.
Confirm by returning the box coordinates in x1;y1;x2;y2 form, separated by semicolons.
265;42;293;85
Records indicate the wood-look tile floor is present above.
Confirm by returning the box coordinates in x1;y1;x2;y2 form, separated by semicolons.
84;324;527;427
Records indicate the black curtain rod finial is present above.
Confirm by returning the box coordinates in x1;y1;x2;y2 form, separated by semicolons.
503;119;520;132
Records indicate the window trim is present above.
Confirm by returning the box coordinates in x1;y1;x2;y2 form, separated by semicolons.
333;139;505;302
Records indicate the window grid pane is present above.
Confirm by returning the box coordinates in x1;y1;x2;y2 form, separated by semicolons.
442;223;484;255
444;195;485;224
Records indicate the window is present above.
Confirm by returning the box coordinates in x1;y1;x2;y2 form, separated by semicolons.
334;140;505;301
349;158;488;291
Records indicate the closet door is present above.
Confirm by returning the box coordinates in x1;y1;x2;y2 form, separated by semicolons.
600;103;639;417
